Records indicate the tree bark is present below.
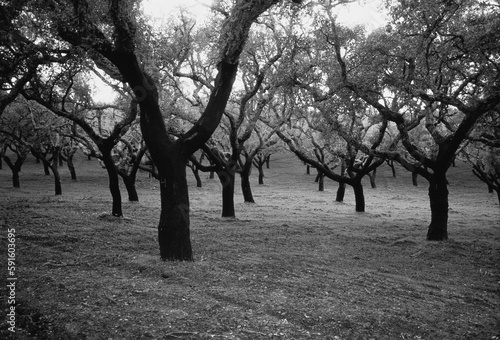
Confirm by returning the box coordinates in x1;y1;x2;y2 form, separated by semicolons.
67;154;77;180
426;171;449;241
240;161;255;203
318;172;324;191
368;168;377;188
122;175;139;202
352;180;365;212
12;169;20;188
191;165;202;188
102;152;123;217
412;171;418;186
388;160;396;177
257;164;264;185
43;160;50;175
51;148;62;195
336;182;346;202
158;156;192;261
217;168;236;217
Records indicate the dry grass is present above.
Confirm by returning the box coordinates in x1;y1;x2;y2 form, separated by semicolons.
0;153;499;339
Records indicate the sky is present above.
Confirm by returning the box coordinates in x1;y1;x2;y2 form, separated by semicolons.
141;0;388;31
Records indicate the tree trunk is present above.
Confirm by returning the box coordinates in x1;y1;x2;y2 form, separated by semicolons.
496;189;500;209
43;161;50;175
157;156;193;261
368;168;377;189
488;184;494;193
412;171;418;186
102;153;123;217
336;182;346;202
58;151;64;166
265;155;270;169
426;171;449;241
191;166;202;188
352;180;365;212
318;172;324;191
87;154;92;161
122;175;139;202
52;147;62;195
257;163;264;185
306;165;310;175
11;167;20;188
388;160;396;177
67;154;77;180
240;161;255;203
0;156;3;170
217;169;235;217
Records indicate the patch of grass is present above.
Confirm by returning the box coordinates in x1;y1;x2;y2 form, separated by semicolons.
0;153;499;339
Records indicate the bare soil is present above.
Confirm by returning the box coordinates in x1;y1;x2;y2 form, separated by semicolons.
0;153;499;340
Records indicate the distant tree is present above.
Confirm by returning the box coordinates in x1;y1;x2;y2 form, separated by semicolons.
23;64;139;215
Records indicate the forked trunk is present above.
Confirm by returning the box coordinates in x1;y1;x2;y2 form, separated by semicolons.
158;158;192;261
427;171;449;241
102;153;123;217
352;180;365;212
217;169;235;217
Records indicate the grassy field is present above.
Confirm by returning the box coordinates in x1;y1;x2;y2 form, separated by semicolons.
0;152;499;339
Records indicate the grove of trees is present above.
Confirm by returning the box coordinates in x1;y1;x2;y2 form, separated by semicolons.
1;0;498;260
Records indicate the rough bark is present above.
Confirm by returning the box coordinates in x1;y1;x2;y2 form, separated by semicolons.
158;156;192;261
427;171;449;241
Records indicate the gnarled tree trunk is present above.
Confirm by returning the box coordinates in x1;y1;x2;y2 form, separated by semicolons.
158;155;192;261
427;171;449;241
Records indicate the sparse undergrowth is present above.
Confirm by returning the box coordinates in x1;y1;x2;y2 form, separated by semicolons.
1;153;499;340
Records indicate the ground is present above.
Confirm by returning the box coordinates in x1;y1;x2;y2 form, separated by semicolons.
0;153;499;340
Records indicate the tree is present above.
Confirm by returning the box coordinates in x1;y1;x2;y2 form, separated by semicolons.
23;62;139;215
331;0;500;239
38;0;298;260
